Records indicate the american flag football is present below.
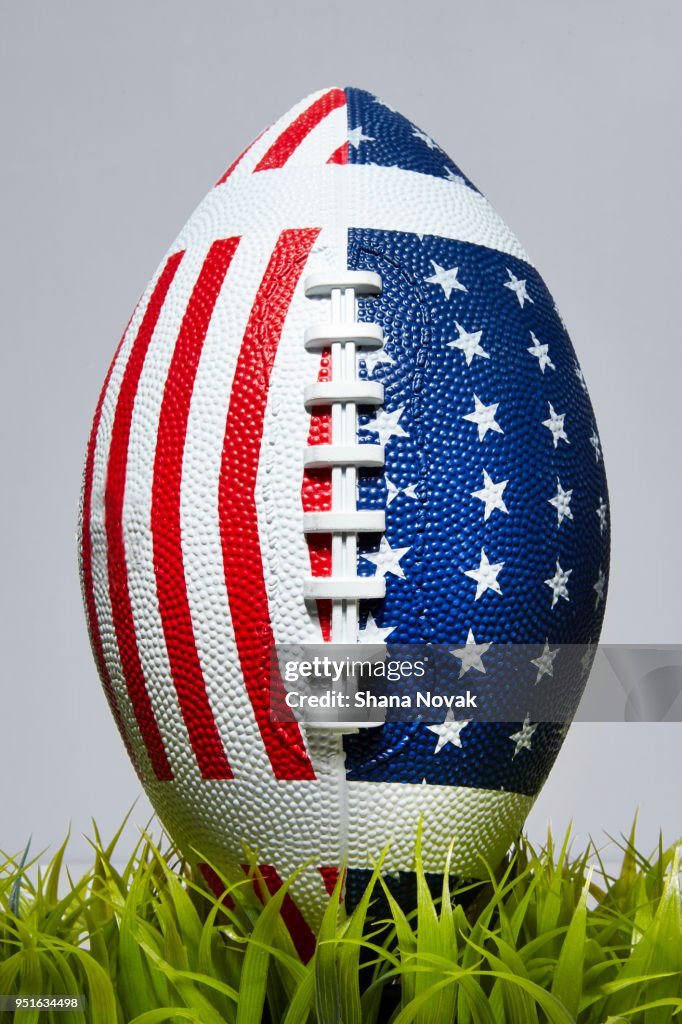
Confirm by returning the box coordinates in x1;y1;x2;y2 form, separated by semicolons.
78;86;609;954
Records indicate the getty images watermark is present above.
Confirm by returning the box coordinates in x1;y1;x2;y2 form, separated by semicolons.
268;644;682;727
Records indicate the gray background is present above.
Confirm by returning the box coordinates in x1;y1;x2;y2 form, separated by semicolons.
1;1;680;865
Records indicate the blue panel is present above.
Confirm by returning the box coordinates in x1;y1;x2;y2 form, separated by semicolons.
345;86;480;190
344;228;609;796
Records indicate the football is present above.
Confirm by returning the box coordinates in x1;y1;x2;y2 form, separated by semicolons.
79;86;609;955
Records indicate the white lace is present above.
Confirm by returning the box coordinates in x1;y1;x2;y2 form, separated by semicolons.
303;271;386;645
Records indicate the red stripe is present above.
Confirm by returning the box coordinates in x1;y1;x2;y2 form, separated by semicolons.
81;319;139;774
104;253;183;781
301;348;333;641
214;128;266;186
248;864;317;963
152;238;239;780
327;142;348;165
254;89;346;172
219;228;320;781
198;863;235;908
318;865;343;898
201;860;320;953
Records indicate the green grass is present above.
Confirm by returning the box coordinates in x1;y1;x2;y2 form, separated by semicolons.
1;816;680;1023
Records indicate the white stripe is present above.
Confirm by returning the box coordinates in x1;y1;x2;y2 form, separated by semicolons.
255;242;332;652
254;224;347;783
221;87;342;183
178;163;529;262
283;104;347;169
146;775;534;931
179;232;279;781
122;247;213;780
146;775;341;933
347;781;534;876
86;273;164;778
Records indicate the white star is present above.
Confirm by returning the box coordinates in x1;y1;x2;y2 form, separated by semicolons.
424;261;467;299
450;629;491;678
503;269;533;307
542;402;569;448
463;548;504;600
386;478;418;505
443;166;465;183
448;322;489;366
412;127;439;150
348;125;374;148
510;714;538;757
594;568;606;608
545;560;572;608
359;611;396;644
548;478;573;525
365;406;408;445
575;365;588;392
463;395;503;441
590;430;602;462
580;640;596;676
362;536;410;579
386;478;400;505
362;347;395;376
531;640;559;684
596;497;608;534
527;332;556;373
471;470;509;520
427;710;470;753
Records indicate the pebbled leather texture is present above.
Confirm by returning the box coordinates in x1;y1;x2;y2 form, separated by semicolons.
79;86;609;947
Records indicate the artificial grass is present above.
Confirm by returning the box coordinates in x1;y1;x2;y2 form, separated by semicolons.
0;816;680;1023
